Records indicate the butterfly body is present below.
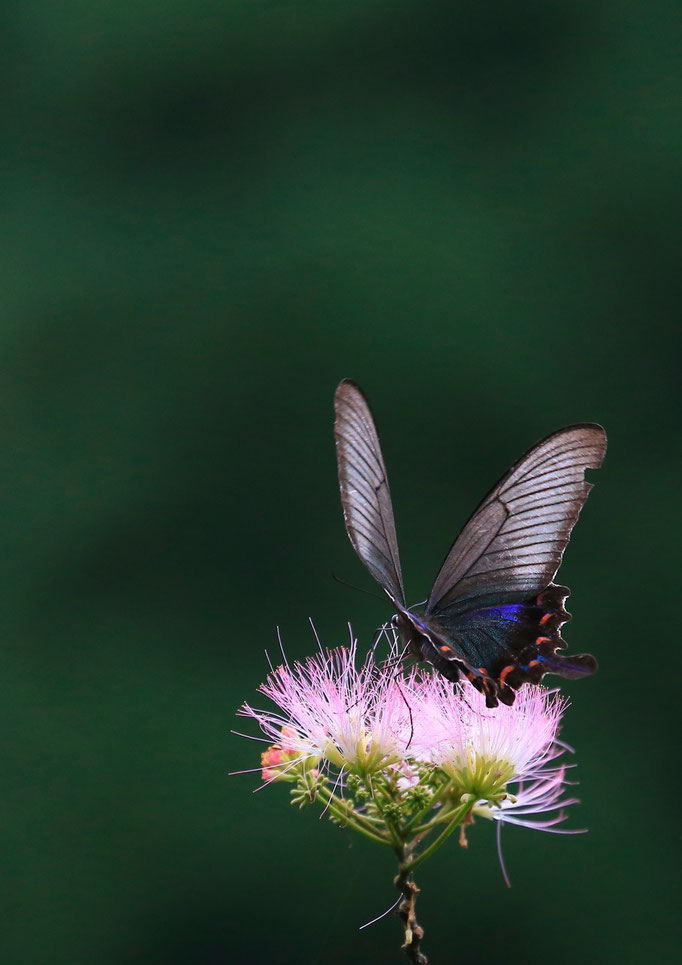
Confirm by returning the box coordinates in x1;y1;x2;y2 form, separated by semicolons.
334;380;606;708
392;609;467;685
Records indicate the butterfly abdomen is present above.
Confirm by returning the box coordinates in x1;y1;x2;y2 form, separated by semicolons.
393;610;463;683
416;635;463;684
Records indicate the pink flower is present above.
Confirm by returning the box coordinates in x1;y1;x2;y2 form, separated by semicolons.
484;765;581;832
238;638;413;776
260;745;284;782
409;675;566;796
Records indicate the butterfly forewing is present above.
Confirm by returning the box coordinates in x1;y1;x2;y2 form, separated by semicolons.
425;425;607;617
334;380;406;606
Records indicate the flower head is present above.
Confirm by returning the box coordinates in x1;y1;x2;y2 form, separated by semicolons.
239;637;413;777
410;674;567;803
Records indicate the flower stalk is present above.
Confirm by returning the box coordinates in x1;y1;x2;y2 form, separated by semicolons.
394;859;426;964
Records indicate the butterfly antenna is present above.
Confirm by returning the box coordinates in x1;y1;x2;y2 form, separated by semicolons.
331;571;385;602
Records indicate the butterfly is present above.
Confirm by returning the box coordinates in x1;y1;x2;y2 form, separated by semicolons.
333;380;607;708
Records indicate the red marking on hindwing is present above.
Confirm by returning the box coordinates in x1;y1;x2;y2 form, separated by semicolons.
498;665;514;687
440;645;453;654
539;613;552;626
536;636;551;645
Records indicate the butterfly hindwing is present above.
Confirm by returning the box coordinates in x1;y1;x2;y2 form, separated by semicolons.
414;584;597;707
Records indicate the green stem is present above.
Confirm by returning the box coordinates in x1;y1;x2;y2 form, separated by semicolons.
407;801;473;873
410;800;470;835
315;785;392;847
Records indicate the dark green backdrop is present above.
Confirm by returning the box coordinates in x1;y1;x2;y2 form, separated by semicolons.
1;2;680;963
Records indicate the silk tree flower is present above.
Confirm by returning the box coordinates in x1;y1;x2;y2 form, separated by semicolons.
236;630;587;964
481;765;580;831
239;638;413;778
408;673;568;805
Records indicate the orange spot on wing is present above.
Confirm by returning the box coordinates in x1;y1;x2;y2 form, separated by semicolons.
498;664;514;686
527;659;541;668
536;636;551;645
539;613;552;626
440;645;453;654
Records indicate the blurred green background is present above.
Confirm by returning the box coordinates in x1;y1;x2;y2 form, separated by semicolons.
1;1;680;962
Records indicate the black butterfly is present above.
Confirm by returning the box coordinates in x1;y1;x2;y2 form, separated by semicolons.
333;380;607;708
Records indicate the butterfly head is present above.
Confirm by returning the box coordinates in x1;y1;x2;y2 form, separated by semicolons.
389;608;432;663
